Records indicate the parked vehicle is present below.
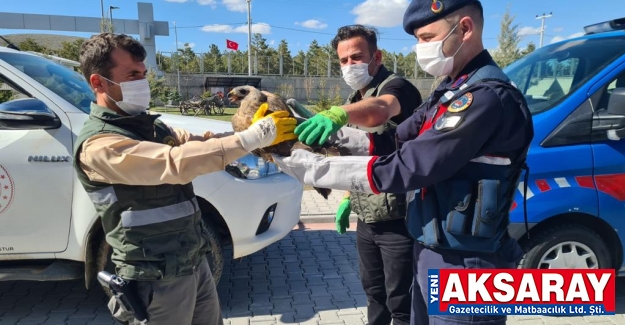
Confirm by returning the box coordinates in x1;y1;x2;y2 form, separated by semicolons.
504;17;625;274
0;45;303;287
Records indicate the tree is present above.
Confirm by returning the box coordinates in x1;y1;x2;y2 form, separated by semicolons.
277;39;293;75
307;40;325;76
146;70;167;107
56;39;84;62
18;38;49;54
492;6;522;68
521;42;536;57
203;44;224;73
293;50;306;76
156;52;173;73
177;43;199;73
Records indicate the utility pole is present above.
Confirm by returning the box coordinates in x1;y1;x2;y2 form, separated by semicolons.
536;12;553;48
174;21;180;94
247;0;252;76
109;6;119;33
100;0;105;32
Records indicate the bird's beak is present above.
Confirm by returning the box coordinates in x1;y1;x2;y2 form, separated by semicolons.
227;91;238;103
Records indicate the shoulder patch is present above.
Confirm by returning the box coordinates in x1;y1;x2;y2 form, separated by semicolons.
448;92;473;113
434;114;463;131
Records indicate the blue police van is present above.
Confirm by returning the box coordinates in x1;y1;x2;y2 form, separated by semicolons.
503;17;625;274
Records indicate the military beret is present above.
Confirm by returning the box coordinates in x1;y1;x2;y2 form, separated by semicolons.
403;0;479;34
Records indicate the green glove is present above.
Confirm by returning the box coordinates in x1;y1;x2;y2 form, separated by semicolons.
295;106;348;146
335;196;351;234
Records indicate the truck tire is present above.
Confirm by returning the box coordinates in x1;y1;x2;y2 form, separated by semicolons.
95;220;224;297
202;219;224;285
518;223;612;269
95;239;115;298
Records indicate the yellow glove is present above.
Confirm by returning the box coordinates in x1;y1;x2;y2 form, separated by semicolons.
237;103;298;151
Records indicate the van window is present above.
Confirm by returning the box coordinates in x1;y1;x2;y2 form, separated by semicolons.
0;52;94;114
504;36;625;115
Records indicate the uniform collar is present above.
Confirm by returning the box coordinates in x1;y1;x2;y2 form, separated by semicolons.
90;102;159;122
89;102;161;140
439;50;496;91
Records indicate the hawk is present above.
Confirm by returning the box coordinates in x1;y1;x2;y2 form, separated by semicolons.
228;85;349;199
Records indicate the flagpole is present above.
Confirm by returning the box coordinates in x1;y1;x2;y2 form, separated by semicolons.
247;0;252;76
174;21;180;94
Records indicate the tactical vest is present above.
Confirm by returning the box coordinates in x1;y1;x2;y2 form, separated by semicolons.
347;71;407;223
73;104;210;281
406;65;528;253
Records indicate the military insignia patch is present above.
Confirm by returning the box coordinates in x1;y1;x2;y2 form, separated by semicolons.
431;0;444;14
163;135;178;147
434;115;462;131
451;74;468;89
448;93;473;113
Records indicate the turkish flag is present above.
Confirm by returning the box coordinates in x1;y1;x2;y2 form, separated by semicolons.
226;39;239;51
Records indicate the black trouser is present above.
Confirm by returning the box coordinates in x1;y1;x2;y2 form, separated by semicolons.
357;218;414;325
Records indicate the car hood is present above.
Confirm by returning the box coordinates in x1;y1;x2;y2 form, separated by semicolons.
153;112;234;134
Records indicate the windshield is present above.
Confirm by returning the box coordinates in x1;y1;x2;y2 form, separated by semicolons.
0;52;94;114
503;36;625;115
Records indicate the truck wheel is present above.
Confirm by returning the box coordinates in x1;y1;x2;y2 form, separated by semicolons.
95;238;115;298
518;224;611;269
202;219;224;285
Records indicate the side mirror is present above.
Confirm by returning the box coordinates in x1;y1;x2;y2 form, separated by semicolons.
606;88;625;140
607;88;625;115
0;98;61;130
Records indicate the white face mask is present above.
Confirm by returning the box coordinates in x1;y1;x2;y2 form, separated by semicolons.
416;23;464;77
341;57;376;91
100;75;151;115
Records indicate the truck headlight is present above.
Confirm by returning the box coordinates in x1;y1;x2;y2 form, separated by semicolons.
225;154;281;179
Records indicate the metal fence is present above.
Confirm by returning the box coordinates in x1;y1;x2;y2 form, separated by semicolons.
156;51;429;79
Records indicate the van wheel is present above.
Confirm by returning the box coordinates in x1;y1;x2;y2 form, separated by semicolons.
518;224;611;269
202;219;224;285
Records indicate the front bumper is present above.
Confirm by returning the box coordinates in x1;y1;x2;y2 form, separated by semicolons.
201;171;303;258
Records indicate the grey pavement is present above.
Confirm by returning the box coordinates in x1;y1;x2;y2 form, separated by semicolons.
0;193;623;325
299;190;357;223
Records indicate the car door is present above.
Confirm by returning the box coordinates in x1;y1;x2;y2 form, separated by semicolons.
587;64;625;258
0;60;73;254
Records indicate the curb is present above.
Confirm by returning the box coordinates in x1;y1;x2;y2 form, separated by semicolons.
299;214;359;224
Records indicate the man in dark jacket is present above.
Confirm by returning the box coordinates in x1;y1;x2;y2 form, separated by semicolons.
272;1;534;324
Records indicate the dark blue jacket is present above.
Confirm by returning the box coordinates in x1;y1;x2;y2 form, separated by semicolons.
365;50;534;257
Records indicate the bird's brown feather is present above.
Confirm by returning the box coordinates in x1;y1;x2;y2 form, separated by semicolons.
229;85;351;199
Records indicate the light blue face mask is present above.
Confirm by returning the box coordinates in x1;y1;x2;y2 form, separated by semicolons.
100;75;151;115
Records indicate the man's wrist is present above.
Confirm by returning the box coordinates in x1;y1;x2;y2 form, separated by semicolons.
324;106;348;126
235;128;261;151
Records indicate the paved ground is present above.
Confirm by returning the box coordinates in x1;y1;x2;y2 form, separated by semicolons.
0;192;623;325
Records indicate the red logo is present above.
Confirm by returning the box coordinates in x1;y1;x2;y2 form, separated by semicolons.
431;0;444;13
0;165;15;214
226;39;239;51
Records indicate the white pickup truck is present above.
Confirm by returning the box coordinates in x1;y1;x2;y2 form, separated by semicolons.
0;46;303;287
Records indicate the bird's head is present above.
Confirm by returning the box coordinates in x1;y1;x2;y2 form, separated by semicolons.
228;85;259;105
